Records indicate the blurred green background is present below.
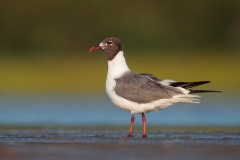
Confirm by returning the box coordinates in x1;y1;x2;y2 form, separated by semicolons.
0;0;239;94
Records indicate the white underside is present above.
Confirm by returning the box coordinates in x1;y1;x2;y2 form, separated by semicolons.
106;51;200;114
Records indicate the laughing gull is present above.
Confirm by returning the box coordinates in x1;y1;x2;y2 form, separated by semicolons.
90;37;219;138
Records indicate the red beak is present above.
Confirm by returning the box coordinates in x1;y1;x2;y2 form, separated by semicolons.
89;45;102;52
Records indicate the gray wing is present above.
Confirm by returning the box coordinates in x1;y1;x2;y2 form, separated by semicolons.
114;73;183;104
138;73;162;82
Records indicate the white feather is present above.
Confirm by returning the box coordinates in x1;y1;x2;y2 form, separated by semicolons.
159;79;176;86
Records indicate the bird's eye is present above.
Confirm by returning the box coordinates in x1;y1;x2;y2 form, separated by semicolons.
107;41;113;45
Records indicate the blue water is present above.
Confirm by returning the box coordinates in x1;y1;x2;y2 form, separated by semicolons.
0;93;239;127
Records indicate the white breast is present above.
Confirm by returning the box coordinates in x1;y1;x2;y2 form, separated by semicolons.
106;51;129;99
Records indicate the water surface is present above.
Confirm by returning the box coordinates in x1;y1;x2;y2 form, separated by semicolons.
0;93;239;127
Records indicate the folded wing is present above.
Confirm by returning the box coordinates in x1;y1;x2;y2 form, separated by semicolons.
114;73;183;104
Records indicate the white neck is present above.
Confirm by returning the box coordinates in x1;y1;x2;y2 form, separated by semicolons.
107;51;130;79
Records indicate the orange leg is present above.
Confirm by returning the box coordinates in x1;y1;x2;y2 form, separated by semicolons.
142;113;147;138
127;113;135;137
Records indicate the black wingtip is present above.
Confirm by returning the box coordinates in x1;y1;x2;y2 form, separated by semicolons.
189;89;222;93
170;81;211;89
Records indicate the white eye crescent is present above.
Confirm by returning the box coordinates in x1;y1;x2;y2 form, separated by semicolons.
108;41;113;45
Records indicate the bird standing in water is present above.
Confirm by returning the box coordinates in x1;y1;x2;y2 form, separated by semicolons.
90;37;219;138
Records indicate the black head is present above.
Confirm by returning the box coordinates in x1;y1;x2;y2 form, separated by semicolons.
90;37;123;61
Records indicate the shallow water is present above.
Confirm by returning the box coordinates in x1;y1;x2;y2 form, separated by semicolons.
0;130;240;160
0;93;240;159
0;130;240;145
